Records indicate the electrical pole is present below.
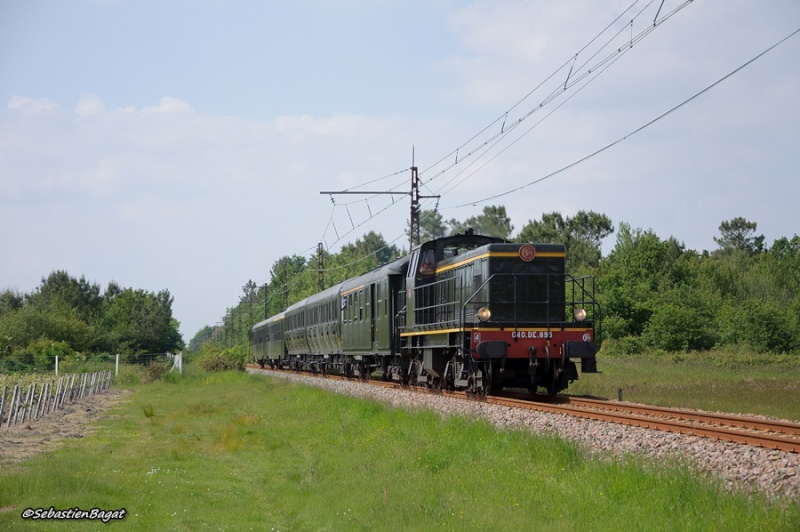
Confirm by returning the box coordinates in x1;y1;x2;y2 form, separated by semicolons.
320;158;438;253
409;165;420;252
317;242;324;292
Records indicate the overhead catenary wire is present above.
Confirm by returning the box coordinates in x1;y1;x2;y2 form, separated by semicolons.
419;0;694;195
419;0;653;183
444;25;800;210
248;0;700;294
316;1;695;256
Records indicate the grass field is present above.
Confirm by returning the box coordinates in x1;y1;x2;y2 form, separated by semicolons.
568;351;800;421
1;368;798;530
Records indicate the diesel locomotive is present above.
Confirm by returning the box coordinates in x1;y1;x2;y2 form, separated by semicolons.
251;231;600;395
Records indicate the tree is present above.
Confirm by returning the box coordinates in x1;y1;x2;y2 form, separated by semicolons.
28;270;103;322
764;235;800;303
517;210;613;271
598;223;691;339
448;205;514;239
418;209;448;241
0;299;95;354
104;281;123;304
0;289;23;317
339;231;401;266
325;231;402;290
102;288;183;354
187;325;215;352
268;255;308;314
516;212;567;244
569;210;615;250
242;280;259;304
714;217;764;254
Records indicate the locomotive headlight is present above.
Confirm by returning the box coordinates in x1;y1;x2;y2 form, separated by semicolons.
477;307;492;322
574;308;587;322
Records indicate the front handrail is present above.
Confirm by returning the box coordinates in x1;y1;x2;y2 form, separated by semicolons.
458;273;600;352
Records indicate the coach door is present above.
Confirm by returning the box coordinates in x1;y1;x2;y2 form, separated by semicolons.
370;283;376;350
372;279;392;352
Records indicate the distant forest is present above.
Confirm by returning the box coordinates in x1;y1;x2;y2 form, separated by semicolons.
191;208;800;357
0;271;183;371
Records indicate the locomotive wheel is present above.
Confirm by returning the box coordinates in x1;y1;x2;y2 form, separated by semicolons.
407;365;417;387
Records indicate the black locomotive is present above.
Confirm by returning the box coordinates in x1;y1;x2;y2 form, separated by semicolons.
252;232;599;395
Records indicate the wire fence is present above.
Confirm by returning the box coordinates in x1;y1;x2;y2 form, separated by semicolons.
0;352;181;375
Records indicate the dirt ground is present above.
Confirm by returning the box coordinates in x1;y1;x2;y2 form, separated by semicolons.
0;388;129;466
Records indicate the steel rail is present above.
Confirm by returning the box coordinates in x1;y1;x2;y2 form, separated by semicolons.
562;396;800;437
496;391;800;437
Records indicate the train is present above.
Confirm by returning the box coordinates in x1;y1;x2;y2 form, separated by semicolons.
251;231;600;395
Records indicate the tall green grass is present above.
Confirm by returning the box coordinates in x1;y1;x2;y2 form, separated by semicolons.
1;371;797;530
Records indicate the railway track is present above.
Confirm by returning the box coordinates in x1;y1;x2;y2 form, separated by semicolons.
247;365;800;453
492;391;800;453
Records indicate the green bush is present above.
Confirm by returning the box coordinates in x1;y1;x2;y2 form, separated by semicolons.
195;344;248;372
718;300;797;354
642;302;714;352
600;314;629;340
11;339;76;371
599;336;645;356
114;364;143;386
142;360;168;383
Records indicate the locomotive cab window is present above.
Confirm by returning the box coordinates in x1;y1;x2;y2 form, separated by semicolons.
419;249;436;276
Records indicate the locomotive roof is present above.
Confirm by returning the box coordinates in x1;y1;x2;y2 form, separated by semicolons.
481;242;566;253
446;242;566;260
418;231;565;261
433;241;563;270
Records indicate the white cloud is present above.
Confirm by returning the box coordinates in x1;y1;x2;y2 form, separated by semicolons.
141;97;193;113
7;96;60;113
75;94;106;116
448;1;550;60
274;112;402;137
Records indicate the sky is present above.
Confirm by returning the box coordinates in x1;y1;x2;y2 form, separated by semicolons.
1;0;799;342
